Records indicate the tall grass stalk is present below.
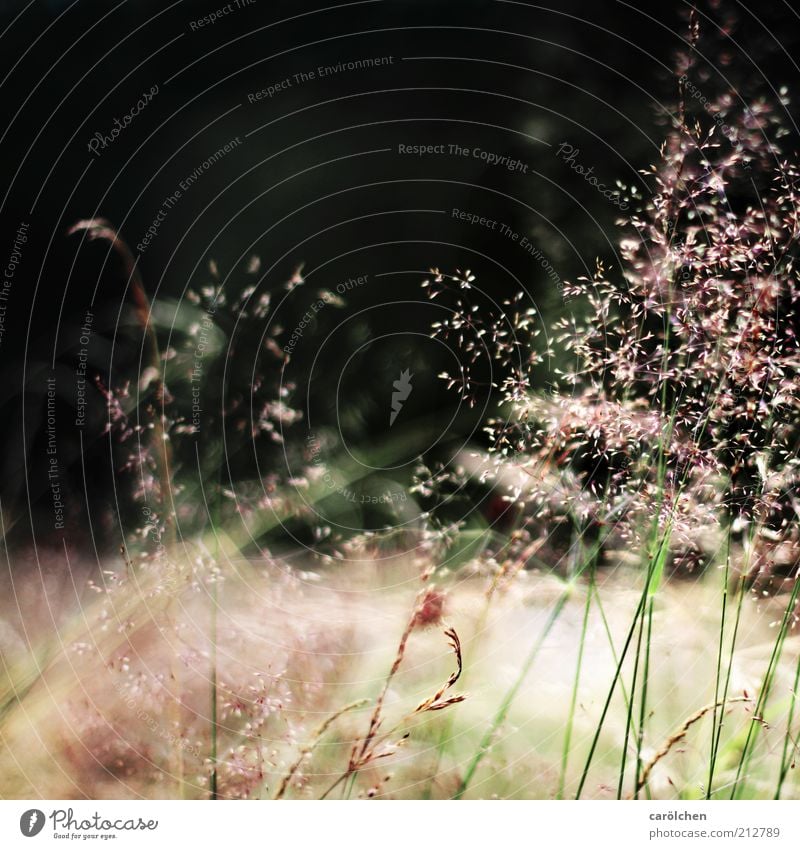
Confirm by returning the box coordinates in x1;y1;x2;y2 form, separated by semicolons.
575;586;647;799
209;571;219;800
454;589;570;799
196;441;223;799
706;529;752;797
706;526;733;796
634;598;655;797
557;562;595;799
574;516;672;801
731;576;800;798
556;520;605;799
775;649;800;798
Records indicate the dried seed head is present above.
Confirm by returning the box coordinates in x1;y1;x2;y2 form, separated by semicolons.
413;588;446;628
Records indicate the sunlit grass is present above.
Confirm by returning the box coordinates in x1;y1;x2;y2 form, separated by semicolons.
1;529;797;800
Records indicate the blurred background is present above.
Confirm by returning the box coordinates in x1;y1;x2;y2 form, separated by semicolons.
3;0;800;804
0;0;798;555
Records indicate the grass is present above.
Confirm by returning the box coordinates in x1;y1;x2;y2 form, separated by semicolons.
2;10;799;802
0;525;797;799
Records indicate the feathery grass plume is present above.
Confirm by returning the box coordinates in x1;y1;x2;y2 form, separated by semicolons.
67;219;172;528
633;696;752;797
426;10;800;586
427;6;800;801
274;699;368;800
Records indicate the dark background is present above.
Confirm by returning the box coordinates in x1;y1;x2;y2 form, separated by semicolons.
0;0;797;553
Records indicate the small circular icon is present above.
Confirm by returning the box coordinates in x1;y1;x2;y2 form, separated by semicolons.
19;810;45;837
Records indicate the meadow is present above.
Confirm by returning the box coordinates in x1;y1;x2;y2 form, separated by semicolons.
1;7;799;803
